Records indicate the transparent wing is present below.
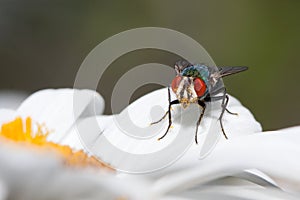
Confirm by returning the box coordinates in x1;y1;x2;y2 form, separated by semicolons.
217;66;248;77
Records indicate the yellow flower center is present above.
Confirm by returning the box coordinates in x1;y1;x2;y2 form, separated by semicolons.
0;117;112;170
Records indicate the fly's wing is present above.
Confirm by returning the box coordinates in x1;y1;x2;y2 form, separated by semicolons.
217;66;248;77
208;66;248;96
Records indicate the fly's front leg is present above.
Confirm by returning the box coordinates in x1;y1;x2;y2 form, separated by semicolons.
157;99;178;141
150;87;178;125
150;110;169;125
150;87;179;141
195;100;206;144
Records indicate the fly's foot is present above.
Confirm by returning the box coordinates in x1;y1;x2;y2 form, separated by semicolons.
225;108;238;116
150;110;169;126
221;127;229;140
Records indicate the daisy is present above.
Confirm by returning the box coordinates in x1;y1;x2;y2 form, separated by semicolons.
0;89;146;200
75;87;300;199
1;88;300;199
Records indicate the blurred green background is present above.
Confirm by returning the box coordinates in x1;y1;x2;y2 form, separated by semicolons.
0;0;299;131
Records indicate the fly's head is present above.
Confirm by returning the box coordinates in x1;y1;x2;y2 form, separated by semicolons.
174;60;191;75
171;75;207;108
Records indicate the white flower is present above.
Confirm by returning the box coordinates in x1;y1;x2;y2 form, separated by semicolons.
75;87;300;199
1;88;300;200
76;87;262;173
0;89;147;200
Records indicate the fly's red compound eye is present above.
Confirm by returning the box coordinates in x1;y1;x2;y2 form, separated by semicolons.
193;78;207;97
171;76;182;93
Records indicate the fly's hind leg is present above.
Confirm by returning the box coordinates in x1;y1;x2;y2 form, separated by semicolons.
218;94;230;139
224;95;238;116
209;87;237;116
204;92;229;140
226;108;238;115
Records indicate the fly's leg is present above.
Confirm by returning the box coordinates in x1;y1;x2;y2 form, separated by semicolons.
221;90;237;115
225;96;238;115
226;108;237;115
218;94;229;139
195;100;206;144
218;88;237;116
208;87;237;115
157;99;180;141
150;110;169;125
150;87;179;125
150;87;179;141
150;87;171;125
204;93;230;140
157;100;173;141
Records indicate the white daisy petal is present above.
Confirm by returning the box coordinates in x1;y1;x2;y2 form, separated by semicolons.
75;87;262;175
235;169;278;188
174;186;299;200
150;127;300;197
0;109;17;125
16;89;104;143
2;87;296;199
199;94;262;158
0;179;7;200
219;94;262;137
158;196;194;200
187;169;279;189
0;141;149;200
